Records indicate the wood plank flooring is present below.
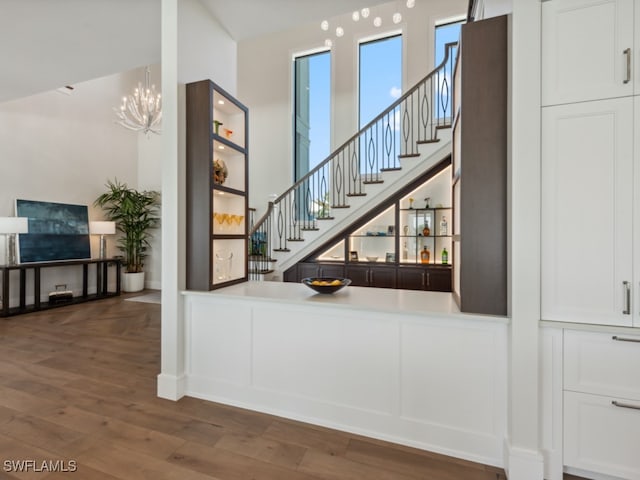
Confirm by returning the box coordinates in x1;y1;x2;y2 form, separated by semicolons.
0;293;582;479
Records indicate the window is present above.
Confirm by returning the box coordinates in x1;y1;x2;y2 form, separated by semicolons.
359;34;402;173
435;19;463;67
434;19;463;119
359;34;402;129
294;51;330;181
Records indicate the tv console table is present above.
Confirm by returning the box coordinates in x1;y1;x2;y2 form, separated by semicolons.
0;258;121;317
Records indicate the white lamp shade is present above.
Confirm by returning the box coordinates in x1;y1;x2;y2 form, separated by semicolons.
0;217;28;234
90;221;116;235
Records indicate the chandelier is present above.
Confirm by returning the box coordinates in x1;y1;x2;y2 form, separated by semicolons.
115;66;162;135
321;0;416;47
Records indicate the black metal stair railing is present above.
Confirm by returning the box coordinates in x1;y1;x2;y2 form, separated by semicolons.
248;42;457;280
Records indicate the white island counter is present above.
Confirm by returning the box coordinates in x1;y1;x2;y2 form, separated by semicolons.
181;282;508;467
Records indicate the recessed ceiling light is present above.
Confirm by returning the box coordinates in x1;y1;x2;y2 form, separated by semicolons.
321;20;329;31
218;100;224;105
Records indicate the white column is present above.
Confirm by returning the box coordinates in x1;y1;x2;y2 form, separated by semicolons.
158;0;185;400
507;1;544;479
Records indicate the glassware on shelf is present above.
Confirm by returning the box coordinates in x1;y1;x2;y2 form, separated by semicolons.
232;214;244;226
215;251;233;280
440;216;448;236
441;247;448;265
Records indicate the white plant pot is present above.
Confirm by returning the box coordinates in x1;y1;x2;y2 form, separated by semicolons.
122;271;145;293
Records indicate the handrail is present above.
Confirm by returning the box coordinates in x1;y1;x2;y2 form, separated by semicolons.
248;42;458;279
270;41;459;207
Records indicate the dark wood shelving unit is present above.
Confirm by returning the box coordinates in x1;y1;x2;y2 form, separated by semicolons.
452;15;507;315
186;80;249;291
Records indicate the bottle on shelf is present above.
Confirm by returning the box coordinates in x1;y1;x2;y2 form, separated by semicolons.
422;216;430;236
402;241;408;260
420;245;430;264
440;216;448;236
441;247;448;265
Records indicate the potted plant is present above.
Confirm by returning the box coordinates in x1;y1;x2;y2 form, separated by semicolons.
94;179;160;292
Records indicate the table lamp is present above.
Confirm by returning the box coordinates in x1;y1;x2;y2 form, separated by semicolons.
0;217;29;266
90;221;116;259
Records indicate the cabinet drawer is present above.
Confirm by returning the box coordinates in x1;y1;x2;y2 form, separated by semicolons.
564;391;640;479
564;330;640;400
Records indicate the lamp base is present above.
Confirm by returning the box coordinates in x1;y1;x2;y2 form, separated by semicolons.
99;235;107;259
4;233;17;266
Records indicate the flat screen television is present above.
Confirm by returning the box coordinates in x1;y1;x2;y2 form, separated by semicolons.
15;199;91;263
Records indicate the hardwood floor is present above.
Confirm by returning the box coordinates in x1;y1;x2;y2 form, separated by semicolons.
0;293;581;479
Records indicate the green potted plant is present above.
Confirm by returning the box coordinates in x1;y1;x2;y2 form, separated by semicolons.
94;179;160;292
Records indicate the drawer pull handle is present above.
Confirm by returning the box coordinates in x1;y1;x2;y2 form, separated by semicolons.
612;335;640;343
623;281;631;315
624;48;632;84
612;400;640;411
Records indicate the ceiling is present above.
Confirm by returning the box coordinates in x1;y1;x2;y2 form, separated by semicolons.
0;0;391;103
200;0;392;41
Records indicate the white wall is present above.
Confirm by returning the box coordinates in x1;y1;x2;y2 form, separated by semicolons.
158;0;238;400
0;69;143;301
238;0;466;214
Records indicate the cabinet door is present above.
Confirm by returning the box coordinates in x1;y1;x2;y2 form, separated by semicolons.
397;268;427;291
369;267;396;289
318;264;345;279
564;391;640;479
542;0;633;106
346;266;369;287
541;98;633;326
426;268;452;292
297;263;319;280
635;97;640;327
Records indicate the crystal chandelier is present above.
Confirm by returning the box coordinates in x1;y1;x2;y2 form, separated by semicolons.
115;66;162;135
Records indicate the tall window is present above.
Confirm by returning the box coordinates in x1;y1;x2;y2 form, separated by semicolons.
434;19;463;67
359;35;402;128
359;35;402;173
294;51;330;181
434;19;463;119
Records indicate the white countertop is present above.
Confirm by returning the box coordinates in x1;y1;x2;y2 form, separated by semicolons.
184;281;509;323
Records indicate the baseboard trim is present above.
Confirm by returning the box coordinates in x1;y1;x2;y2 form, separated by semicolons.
157;373;186;400
504;438;544;480
145;280;161;290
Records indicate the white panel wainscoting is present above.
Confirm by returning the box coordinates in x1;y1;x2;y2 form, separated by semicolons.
183;282;508;467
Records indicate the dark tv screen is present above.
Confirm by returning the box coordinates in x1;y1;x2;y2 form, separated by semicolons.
15;199;91;263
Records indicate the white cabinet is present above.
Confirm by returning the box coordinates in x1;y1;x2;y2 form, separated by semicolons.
541;97;635;327
563;330;640;479
542;0;634;106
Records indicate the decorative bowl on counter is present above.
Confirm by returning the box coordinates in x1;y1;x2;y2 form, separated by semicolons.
365;256;379;262
302;277;351;294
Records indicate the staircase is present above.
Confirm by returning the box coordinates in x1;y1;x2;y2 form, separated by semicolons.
249;42;458;280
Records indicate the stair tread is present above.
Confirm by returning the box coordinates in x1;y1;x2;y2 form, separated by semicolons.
417;139;441;144
363;180;383;184
380;167;401;172
316;217;335;220
331;204;350;208
398;153;420;158
273;248;291;252
346;193;367;197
